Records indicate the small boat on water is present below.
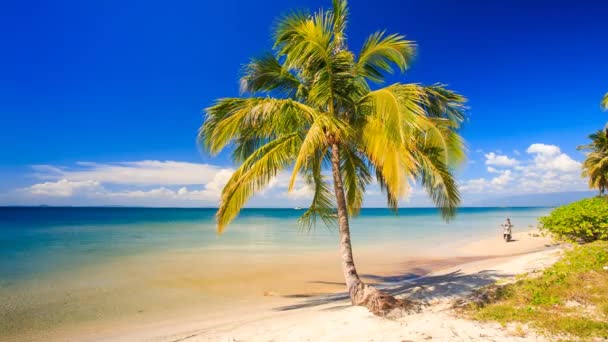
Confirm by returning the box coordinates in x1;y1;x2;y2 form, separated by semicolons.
294;207;303;210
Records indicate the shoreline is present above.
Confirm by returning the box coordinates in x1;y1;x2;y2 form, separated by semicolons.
1;229;558;341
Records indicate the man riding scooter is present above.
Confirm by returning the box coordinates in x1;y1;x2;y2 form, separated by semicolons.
501;218;513;242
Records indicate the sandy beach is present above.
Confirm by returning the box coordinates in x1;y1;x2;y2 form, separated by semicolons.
3;229;561;342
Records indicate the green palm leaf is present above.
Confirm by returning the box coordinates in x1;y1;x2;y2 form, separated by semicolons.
357;31;415;82
240;53;305;98
216;133;301;232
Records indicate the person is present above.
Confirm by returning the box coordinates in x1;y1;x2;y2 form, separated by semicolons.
501;218;513;242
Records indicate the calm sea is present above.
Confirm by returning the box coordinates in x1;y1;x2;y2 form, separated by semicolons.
0;206;551;284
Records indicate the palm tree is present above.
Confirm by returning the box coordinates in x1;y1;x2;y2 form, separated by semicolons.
199;0;467;315
602;92;608;111
578;129;608;196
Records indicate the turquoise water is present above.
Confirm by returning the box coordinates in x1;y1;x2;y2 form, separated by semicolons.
0;207;551;284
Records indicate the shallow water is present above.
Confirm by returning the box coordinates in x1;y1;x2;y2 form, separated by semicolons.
0;207;550;283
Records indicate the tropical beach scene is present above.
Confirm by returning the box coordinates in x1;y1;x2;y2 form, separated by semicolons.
1;1;607;341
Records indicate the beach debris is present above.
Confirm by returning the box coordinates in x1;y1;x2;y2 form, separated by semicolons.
263;291;280;297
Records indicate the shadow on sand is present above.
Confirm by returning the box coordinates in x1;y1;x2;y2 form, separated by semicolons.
273;268;512;312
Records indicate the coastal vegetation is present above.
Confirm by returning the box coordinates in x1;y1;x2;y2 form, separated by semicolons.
539;198;608;242
199;0;466;315
468;241;608;340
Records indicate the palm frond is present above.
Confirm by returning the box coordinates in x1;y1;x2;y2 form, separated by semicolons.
421;85;467;124
357;31;415;82
578;129;608;152
580;128;608;194
357;84;428;203
414;145;461;220
217;133;301;232
200;97;317;155
298;148;337;230
274;9;334;71
331;0;348;48
357;83;466;211
359;115;415;207
289;114;352;190
602;92;608;111
581;151;608;193
240;53;305;98
307;49;355;108
340;145;371;215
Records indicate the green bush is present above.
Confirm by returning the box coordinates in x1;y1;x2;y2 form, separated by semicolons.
539;197;608;242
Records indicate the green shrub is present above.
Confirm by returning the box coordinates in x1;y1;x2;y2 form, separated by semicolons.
539;197;608;242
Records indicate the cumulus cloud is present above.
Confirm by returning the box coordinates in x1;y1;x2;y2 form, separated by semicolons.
31;160;230;186
25;179;102;197
484;152;519;167
526;143;580;172
16;160;236;205
459;178;489;193
14;160;319;207
526;144;561;156
491;170;513;187
461;143;584;194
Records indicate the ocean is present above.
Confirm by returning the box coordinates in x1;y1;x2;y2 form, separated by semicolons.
0;206;551;283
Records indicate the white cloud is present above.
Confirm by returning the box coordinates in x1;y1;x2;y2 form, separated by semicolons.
526;143;580;172
20;180;226;203
283;184;315;199
491;170;512;187
25;179;102;197
526;144;561;156
32;160;230;186
462;143;584;194
15;160;319;207
17;160;236;205
484;152;519;167
460;178;489;193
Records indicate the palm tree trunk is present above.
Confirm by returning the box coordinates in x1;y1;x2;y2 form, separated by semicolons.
329;143;414;316
329;143;362;294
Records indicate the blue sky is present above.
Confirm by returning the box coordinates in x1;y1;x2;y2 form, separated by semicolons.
0;0;606;207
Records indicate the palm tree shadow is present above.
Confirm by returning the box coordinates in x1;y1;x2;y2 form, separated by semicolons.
273;269;511;312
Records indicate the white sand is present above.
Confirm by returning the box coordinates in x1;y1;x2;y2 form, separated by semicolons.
70;230;561;342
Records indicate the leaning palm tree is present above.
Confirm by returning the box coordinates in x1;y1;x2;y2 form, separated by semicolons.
199;0;466;315
578;129;608;196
